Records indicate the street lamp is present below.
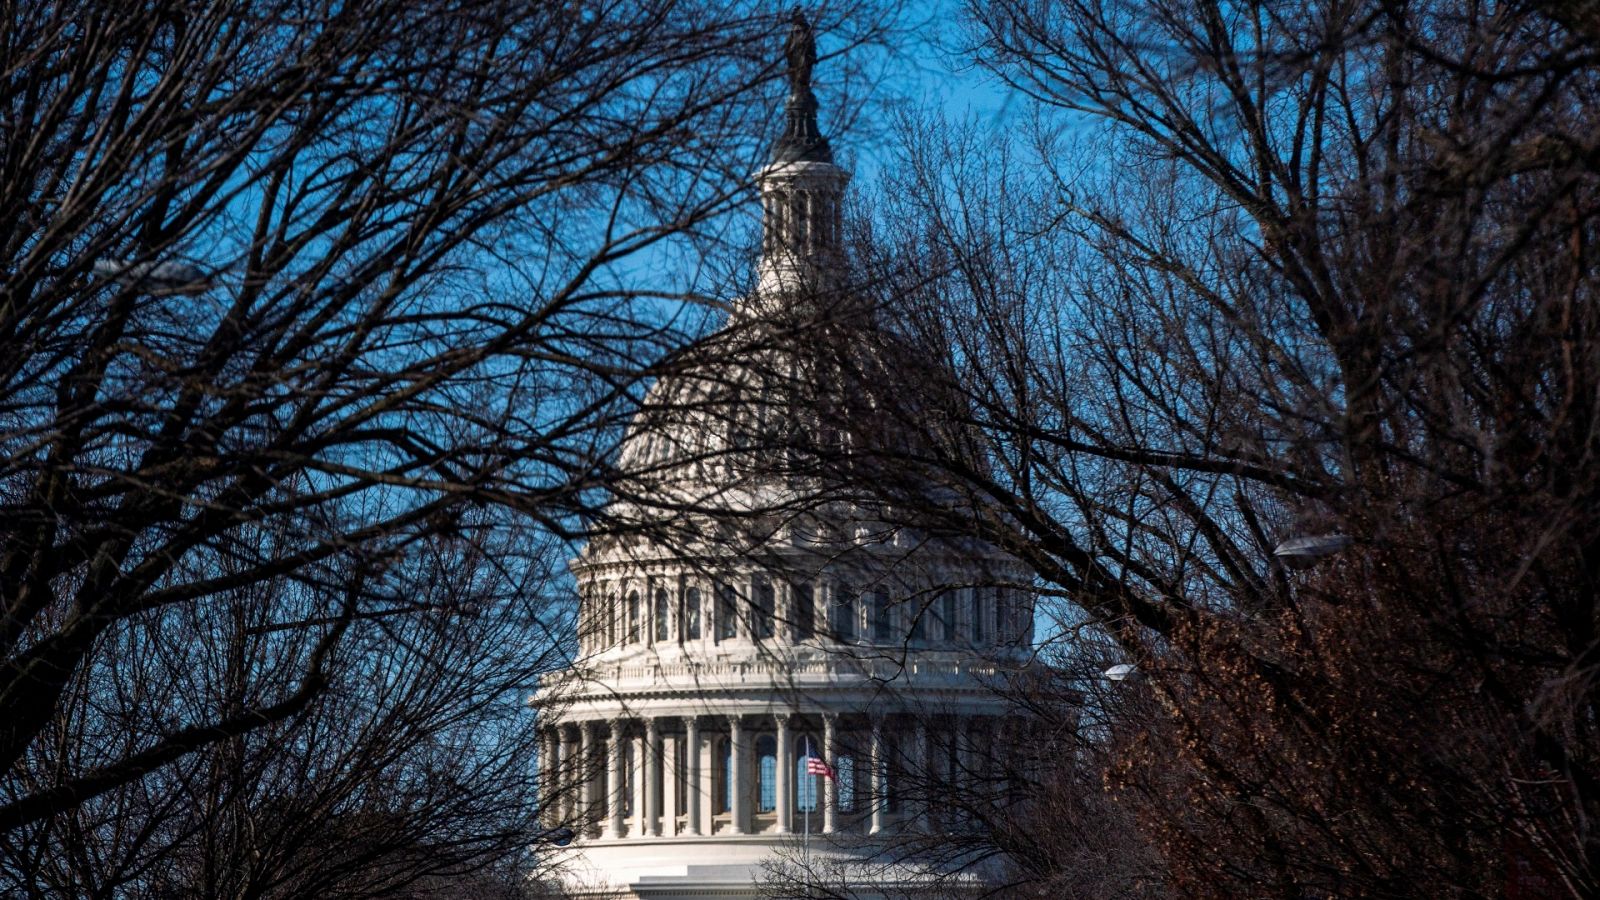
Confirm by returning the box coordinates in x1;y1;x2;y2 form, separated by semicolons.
1272;534;1352;570
92;258;210;295
1103;663;1138;682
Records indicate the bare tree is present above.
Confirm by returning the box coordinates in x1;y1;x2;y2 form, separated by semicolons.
2;515;565;898
0;0;898;893
818;0;1600;895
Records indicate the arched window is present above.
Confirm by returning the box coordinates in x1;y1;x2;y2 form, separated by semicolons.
684;587;701;641
783;424;805;471
772;189;790;242
871;588;892;643
831;582;856;642
626;591;640;644
715;583;738;642
756;735;777;812
654;588;670;643
796;736;819;813
752;578;775;640
608;593;619;645
792;581;815;640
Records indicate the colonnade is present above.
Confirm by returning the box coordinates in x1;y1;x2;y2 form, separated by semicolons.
761;186;843;256
539;711;1013;841
582;574;1030;657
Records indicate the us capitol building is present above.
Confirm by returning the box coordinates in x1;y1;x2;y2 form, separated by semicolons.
537;14;1036;898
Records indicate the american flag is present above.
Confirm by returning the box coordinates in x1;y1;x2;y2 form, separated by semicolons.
805;755;834;780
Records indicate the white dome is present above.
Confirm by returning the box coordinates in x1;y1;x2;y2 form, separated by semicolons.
610;314;929;510
546;293;1034;900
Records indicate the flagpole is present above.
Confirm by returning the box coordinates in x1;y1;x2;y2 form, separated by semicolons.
802;737;840;894
803;736;811;879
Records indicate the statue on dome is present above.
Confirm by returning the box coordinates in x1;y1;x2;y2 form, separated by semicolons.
772;8;831;163
785;8;817;98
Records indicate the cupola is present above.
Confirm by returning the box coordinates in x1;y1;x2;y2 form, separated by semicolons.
750;10;851;307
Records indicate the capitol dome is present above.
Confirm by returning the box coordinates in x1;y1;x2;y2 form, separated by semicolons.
536;15;1034;899
608;313;935;512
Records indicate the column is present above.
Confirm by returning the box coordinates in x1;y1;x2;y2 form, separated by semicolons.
822;713;838;834
644;718;661;837
912;718;929;831
869;717;885;834
605;720;624;838
630;732;645;836
540;728;557;827
960;716;981;829
775;713;792;834
580;722;596;836
729;715;748;835
556;726;574;823
587;587;596;646
685;716;702;836
999;716;1018;808
662;733;678;836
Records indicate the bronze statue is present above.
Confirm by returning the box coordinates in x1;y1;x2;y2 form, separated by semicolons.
772;7;831;163
785;8;816;97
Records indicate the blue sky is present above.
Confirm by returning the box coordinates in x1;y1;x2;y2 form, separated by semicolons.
848;0;1022;182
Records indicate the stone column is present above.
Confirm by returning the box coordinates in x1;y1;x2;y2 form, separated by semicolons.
580;722;596;836
822;713;839;834
605;721;624;839
912;718;930;831
729;715;748;835
662;733;678;837
802;191;812;247
960;716;981;830
775;713;792;834
996;716;1016;800
630;732;644;836
556;726;574;823
868;717;885;834
540;728;557;827
644;718;661;837
684;716;701;836
767;191;779;246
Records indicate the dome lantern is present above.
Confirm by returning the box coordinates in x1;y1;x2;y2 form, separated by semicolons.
752;9;850;307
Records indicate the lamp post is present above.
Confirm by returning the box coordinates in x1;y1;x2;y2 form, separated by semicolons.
1272;534;1352;570
1102;663;1139;682
91;258;210;295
